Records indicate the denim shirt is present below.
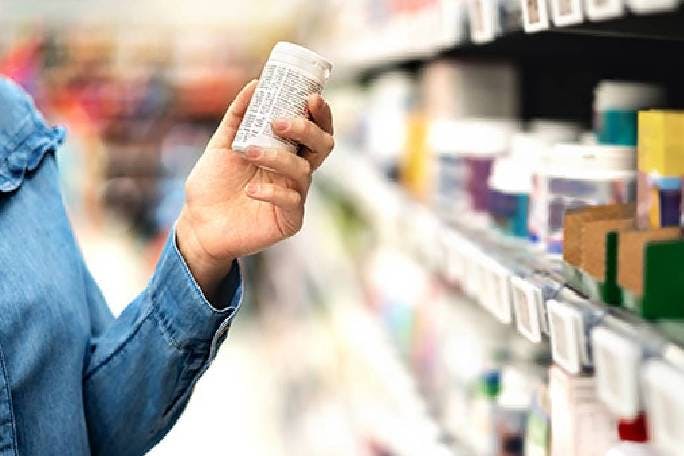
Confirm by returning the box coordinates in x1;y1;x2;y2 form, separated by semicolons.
0;77;242;455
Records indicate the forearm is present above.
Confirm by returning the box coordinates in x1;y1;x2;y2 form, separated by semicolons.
84;230;242;455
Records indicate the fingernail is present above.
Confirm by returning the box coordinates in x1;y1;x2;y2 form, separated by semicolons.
245;183;258;195
273;119;290;132
245;146;262;159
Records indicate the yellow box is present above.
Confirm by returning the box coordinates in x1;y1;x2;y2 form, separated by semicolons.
638;110;684;176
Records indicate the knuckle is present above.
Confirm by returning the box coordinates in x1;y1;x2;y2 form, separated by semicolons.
301;120;314;137
265;148;279;162
326;134;335;151
291;118;305;136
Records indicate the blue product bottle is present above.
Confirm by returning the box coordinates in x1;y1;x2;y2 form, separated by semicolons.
657;177;682;227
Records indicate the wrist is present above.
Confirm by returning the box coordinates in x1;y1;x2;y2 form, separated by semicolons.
176;208;235;304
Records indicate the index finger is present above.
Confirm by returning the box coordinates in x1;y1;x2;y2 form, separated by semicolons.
209;79;259;149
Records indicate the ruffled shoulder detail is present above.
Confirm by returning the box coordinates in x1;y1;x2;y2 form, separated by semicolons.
0;77;66;193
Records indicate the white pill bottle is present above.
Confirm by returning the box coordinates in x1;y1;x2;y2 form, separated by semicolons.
232;42;333;153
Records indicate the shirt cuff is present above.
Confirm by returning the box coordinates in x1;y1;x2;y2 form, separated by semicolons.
148;228;243;351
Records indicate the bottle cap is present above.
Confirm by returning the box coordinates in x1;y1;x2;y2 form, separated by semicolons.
595;80;664;111
617;413;649;443
542;143;636;179
480;370;502;398
270;42;333;81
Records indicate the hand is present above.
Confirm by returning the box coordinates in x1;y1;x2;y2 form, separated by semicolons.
176;80;335;302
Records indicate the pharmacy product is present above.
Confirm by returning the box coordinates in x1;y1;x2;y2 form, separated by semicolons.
549;366;616;455
529;143;636;254
421;60;519;119
591;326;643;418
594;81;664;146
627;0;680;14
641;360;684;454
489;157;531;238
451;119;519;216
232;42;332;153
525;385;551;456
487;124;580;239
637;110;684;229
605;414;656;456
366;71;414;174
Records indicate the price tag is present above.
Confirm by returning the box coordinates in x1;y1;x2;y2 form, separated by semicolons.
585;0;624;21
462;245;484;299
483;258;513;324
591;326;642;418
412;206;442;269
627;0;679;15
547;299;586;375
442;229;468;285
551;0;584;26
642;360;684;454
521;0;551;32
468;0;497;43
510;276;544;343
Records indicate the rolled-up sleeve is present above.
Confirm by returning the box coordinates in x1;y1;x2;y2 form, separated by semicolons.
83;228;243;456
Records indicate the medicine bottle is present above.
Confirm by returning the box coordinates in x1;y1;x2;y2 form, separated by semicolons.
232;42;332;153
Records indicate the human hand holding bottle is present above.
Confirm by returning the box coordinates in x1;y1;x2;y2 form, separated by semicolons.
175;80;335;302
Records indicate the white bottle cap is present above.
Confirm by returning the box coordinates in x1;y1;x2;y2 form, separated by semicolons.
594;80;665;111
448;118;520;157
543;143;637;179
270;41;333;82
529;119;581;143
489;156;533;194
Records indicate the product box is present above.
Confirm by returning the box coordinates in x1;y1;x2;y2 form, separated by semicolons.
562;203;635;295
618;227;684;319
637;110;684;229
580;217;634;304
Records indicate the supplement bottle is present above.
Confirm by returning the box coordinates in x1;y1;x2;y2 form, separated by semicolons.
232;42;332;153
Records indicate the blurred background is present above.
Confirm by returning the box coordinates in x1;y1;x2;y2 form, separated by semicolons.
4;1;684;455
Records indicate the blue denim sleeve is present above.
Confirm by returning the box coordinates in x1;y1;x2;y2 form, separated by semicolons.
83;231;242;456
1;76;243;455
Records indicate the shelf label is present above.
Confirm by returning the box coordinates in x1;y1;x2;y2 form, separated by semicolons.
591;326;642;418
548;299;586;375
585;0;625;21
442;230;468;285
412;207;442;269
510;276;544;343
468;0;497;43
642;360;684;454
463;246;485;299
481;257;513;324
521;0;551;33
551;0;584;26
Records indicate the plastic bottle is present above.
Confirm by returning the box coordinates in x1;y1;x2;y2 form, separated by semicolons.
232;42;332;153
656;177;682;227
594;81;664;146
529;143;636;254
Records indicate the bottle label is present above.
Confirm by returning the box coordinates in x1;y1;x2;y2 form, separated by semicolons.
233;62;323;151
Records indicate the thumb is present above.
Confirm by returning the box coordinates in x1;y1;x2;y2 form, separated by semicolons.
208;79;259;150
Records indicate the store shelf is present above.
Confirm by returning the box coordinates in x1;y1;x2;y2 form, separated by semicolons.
317;149;684;450
331;5;684;82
